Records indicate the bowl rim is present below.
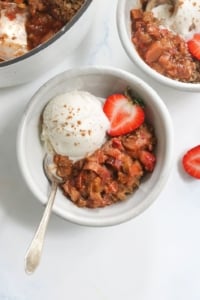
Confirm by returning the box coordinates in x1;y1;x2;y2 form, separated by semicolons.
116;0;200;92
17;65;174;227
0;0;93;67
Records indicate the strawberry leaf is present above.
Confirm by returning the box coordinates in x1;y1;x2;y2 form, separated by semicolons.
125;87;145;108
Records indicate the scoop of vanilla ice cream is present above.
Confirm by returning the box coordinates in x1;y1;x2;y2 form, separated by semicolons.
152;0;200;40
41;90;110;160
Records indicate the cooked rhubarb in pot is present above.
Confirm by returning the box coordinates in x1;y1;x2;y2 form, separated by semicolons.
0;0;85;58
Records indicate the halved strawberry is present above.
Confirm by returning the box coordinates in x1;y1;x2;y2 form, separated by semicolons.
187;34;200;60
182;145;200;179
103;90;145;136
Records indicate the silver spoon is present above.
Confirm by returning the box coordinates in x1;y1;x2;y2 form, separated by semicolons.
24;154;63;274
0;1;28;61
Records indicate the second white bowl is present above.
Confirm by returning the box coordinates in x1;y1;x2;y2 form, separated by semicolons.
117;0;200;92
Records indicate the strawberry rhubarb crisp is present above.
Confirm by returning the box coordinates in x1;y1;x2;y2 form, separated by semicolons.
131;1;200;83
42;88;157;209
54;123;156;208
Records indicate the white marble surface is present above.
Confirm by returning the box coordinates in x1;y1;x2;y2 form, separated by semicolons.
1;0;200;299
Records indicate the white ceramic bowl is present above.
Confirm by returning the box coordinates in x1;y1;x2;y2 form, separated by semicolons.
0;0;94;88
117;0;200;92
17;66;174;227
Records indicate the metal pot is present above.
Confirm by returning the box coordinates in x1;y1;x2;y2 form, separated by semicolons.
0;0;94;87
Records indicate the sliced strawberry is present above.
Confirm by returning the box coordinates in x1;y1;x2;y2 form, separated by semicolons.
187;34;200;60
103;91;145;136
182;145;200;179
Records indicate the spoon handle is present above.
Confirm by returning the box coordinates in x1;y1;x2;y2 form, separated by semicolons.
25;181;58;274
